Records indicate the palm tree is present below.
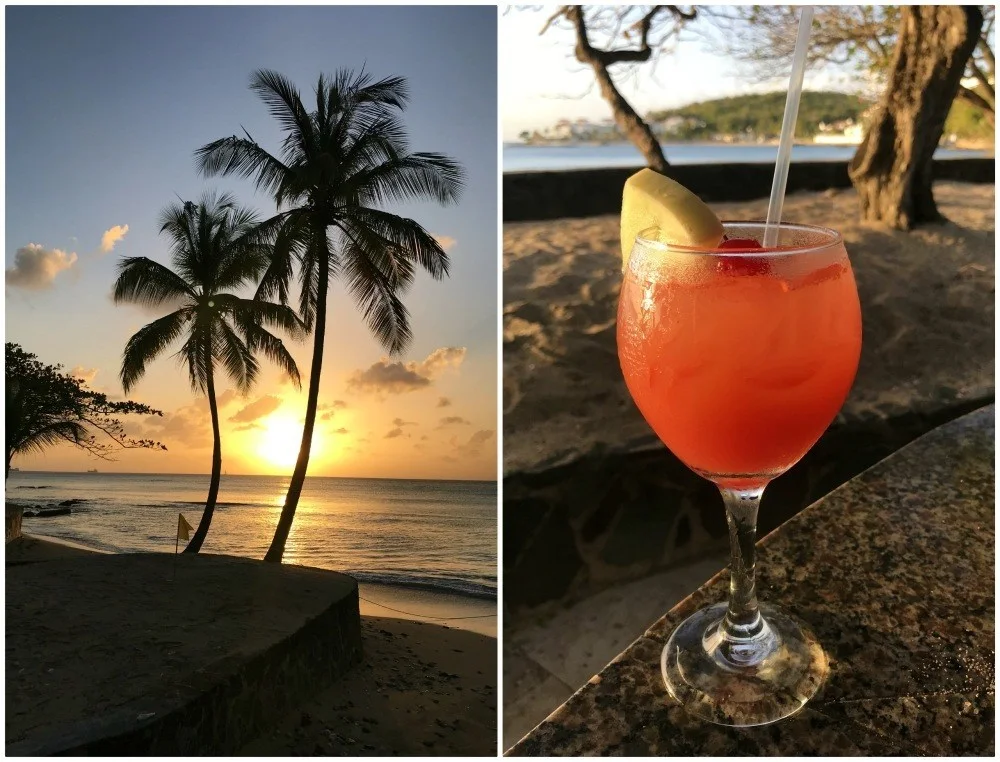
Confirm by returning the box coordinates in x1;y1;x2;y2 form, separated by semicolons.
113;191;304;553
196;69;464;562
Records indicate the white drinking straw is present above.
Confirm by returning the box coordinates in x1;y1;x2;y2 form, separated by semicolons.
763;7;815;248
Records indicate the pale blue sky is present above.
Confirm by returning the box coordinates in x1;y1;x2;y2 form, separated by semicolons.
5;6;499;478
500;7;866;141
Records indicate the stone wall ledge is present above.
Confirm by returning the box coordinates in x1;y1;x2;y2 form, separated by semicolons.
504;395;994;613
503;158;995;222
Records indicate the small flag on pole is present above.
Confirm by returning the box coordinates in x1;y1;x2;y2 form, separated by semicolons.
177;513;193;544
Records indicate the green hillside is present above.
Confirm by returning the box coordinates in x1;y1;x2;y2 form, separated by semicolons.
648;91;872;140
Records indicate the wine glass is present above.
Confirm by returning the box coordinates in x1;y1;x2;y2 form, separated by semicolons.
617;221;862;726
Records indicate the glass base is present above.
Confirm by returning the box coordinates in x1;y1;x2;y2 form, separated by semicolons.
660;602;828;727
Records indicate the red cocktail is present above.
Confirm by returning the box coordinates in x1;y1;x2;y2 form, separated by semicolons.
618;222;861;489
617;220;862;726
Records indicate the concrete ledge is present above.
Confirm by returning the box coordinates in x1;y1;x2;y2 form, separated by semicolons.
6;553;362;755
503;158;995;222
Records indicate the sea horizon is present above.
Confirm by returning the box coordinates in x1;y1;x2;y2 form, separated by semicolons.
503;140;992;172
9;468;494;484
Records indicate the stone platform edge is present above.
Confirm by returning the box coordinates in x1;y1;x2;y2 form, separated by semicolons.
6;569;362;756
503;158;994;222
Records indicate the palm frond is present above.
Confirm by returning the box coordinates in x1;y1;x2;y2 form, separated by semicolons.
249;69;316;162
251;210;311;309
177;324;211;393
195;136;295;204
340;207;450;283
340;240;412;355
345;152;465;207
239;322;302;390
213;320;258;394
113;258;195;309
120;309;190;392
338;115;410;178
214;293;306;340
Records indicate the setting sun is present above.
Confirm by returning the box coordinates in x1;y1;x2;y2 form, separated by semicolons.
257;416;315;469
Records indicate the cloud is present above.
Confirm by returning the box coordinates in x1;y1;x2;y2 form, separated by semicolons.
217;389;238;408
439;416;471;427
347;347;467;397
333;427;349;435
229;395;282;423
384;428;404;439
348;362;429;395
319;399;348;421
452;429;496;459
235;423;262;432
419;347;467;377
392;417;417;427
70;366;99;385
6;244;78;290
437;396;452;408
100;224;129;253
140;401;212;448
433;234;457;252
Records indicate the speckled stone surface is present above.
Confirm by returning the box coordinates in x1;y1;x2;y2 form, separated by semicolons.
508;405;995;756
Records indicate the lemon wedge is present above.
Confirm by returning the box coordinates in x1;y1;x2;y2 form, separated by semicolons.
620;169;724;269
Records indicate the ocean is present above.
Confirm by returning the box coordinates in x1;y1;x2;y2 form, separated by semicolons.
6;471;496;601
502;142;992;173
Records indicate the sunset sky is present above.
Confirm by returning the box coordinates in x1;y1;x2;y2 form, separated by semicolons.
6;6;498;480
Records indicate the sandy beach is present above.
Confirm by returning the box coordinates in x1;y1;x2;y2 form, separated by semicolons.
240;616;496;756
6;535;497;756
503;181;995;475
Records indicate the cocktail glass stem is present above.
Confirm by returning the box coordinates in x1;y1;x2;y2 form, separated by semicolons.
717;486;777;667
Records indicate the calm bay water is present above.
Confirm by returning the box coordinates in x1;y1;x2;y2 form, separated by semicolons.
503;142;991;172
7;471;496;600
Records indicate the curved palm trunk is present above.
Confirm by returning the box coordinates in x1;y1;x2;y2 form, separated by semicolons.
264;253;329;563
184;343;223;553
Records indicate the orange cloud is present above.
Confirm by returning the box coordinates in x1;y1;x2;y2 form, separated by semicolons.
433;234;457;252
230;395;282;423
70;366;99;385
6;244;77;290
100;224;130;253
346;347;466;397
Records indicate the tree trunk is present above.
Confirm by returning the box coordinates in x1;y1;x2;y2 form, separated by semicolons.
587;62;669;173
567;6;669;173
849;6;983;229
5;449;11;480
184;339;222;554
264;241;329;563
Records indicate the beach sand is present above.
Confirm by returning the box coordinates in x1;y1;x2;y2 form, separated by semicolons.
6;536;497;756
240;616;497;756
503;181;995;474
